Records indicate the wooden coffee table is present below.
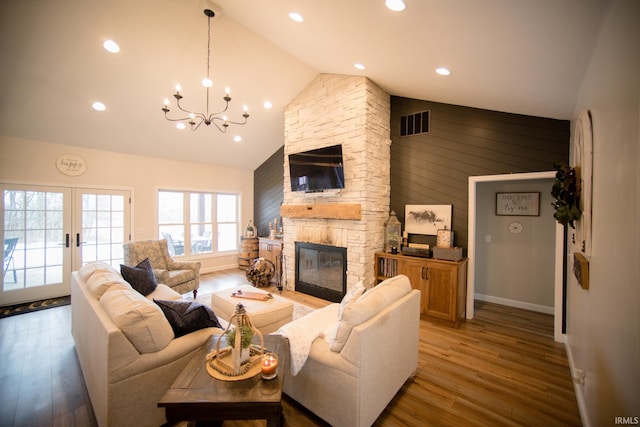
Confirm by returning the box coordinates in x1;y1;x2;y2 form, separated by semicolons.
158;334;289;427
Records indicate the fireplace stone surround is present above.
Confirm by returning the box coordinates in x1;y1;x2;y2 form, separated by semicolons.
280;74;391;296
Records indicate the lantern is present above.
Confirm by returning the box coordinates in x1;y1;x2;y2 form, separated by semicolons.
384;210;402;253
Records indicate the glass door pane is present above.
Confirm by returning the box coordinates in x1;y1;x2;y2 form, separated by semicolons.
1;185;71;306
74;189;130;271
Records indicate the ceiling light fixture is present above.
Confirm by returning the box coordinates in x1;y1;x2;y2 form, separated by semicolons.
289;12;304;22
385;0;406;12
354;63;366;70
436;67;452;76
161;9;249;132
92;101;106;111
103;40;120;53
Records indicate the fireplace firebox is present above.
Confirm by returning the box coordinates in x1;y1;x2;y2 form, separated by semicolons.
295;242;347;303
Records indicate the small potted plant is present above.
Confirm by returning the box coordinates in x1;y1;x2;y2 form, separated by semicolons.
225;324;254;364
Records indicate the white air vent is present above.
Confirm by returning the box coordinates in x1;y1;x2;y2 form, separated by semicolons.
400;110;430;136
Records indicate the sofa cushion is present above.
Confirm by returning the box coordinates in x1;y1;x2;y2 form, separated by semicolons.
145;284;183;301
100;288;174;353
121;258;158;296
78;261;114;282
328;275;412;352
154;299;222;337
86;267;132;299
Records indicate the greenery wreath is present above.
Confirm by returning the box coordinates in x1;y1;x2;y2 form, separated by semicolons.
551;161;582;228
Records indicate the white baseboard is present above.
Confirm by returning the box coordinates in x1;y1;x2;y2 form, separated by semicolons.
474;293;554;315
564;337;590;427
200;263;241;275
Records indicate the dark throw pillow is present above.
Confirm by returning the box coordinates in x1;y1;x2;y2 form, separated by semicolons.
120;258;158;296
154;299;222;337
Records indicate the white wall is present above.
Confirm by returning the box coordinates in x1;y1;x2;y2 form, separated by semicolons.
475;179;556;313
566;0;640;425
0;136;254;273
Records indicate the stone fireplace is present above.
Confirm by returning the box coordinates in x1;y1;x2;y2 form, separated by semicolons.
281;74;391;295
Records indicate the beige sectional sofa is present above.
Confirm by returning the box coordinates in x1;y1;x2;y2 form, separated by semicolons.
277;274;421;427
71;261;224;427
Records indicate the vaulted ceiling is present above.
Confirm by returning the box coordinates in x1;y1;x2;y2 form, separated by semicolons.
0;0;609;170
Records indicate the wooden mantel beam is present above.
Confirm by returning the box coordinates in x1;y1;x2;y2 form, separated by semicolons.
280;204;361;220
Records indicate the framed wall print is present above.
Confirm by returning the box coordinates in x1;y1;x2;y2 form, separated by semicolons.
496;192;540;216
405;204;452;235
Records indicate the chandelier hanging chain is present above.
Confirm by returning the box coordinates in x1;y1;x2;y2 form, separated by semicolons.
161;9;249;132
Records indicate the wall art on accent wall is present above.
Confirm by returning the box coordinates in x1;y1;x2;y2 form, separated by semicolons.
405;204;452;235
495;192;540;216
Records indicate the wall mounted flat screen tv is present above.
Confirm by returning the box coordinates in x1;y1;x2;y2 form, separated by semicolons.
289;144;345;192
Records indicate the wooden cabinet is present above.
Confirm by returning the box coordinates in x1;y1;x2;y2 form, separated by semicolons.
259;238;283;289
375;252;468;328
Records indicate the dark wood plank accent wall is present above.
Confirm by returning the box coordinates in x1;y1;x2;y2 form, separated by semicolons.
254;146;285;237
390;96;570;252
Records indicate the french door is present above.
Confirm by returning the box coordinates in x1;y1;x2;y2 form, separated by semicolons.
1;184;130;306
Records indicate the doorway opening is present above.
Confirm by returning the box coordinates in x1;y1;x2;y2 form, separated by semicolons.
468;171;564;342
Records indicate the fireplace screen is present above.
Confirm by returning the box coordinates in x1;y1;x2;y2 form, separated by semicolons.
295;242;346;303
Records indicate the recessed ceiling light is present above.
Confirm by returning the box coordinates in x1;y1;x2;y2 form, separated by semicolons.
92;101;106;111
436;67;452;76
263;100;273;109
233;135;242;142
103;40;120;53
354;63;366;70
289;12;304;22
385;0;406;12
176;122;186;130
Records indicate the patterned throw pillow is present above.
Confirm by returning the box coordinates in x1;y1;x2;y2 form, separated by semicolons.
120;258;158;296
154;299;222;337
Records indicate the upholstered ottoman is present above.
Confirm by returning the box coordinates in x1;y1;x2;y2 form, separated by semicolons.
211;284;293;334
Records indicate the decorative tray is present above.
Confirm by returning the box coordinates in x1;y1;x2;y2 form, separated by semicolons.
205;344;264;381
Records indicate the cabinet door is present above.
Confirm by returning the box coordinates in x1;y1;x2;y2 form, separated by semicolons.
424;263;456;321
398;258;428;313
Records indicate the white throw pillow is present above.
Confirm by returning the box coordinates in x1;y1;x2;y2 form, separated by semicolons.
338;280;365;320
100;288;174;354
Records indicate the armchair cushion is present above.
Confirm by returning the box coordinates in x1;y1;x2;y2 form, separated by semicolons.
154;299;222;337
121;258;158;296
123;239;200;296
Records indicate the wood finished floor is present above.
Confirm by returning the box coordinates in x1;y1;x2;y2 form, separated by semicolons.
0;269;581;426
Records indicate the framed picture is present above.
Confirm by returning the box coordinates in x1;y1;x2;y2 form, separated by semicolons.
405;205;452;235
496;192;540;216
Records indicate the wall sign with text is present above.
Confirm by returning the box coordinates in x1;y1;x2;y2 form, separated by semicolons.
496;192;540;216
56;154;87;176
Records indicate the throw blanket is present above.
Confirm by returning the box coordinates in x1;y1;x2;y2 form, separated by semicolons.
274;304;339;375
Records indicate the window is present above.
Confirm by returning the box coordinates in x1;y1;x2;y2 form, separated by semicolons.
158;191;238;256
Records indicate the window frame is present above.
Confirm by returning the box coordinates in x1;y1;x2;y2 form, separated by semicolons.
158;190;239;257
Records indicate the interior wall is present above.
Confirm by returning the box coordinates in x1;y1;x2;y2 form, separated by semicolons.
254;146;284;238
0;136;254;273
474;179;556;312
565;0;640;425
390;97;569;252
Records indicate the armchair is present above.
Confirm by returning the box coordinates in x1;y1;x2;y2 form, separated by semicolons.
123;239;200;298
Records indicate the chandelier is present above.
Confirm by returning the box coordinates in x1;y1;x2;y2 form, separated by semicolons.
161;9;249;132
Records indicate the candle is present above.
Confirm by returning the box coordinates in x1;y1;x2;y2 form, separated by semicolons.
261;353;278;379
